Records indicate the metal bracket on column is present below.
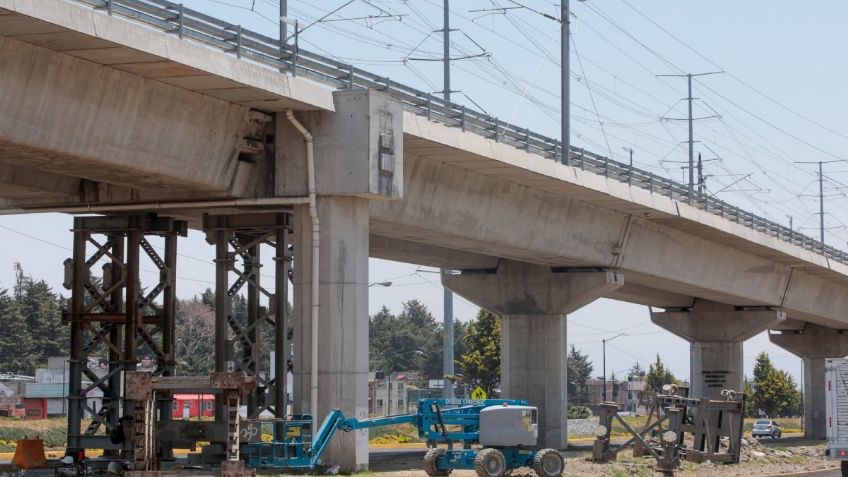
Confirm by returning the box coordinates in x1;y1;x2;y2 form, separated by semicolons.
550;266;609;273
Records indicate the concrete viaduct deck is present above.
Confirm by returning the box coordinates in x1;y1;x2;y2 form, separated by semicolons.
0;0;845;468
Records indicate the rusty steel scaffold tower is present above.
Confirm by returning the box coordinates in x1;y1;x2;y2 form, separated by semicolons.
63;212;294;461
63;215;186;455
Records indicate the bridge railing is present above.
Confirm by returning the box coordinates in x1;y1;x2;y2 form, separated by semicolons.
71;0;848;265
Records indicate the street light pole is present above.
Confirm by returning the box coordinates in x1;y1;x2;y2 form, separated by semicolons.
602;333;625;402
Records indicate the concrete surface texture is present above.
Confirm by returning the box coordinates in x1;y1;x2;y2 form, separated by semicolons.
770;323;848;439
276;90;404;199
0;35;250;192
444;261;623;449
651;300;785;399
291;197;370;470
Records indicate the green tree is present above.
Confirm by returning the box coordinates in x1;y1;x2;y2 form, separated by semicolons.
743;379;757;417
461;309;501;395
645;354;676;393
399;300;442;380
0;288;35;374
452;320;468;376
751;352;801;417
14;264;67;366
174;298;216;375
630;361;646;377
369;304;426;375
567;345;593;405
368;301;449;382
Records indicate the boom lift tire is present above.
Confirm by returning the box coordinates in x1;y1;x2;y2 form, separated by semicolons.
841;460;848;477
532;448;564;477
475;448;507;477
423;448;451;477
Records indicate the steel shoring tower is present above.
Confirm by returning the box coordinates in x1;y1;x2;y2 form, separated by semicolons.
64;215;186;458
203;213;292;425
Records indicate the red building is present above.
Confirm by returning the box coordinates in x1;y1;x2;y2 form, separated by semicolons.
171;394;215;419
19;399;45;419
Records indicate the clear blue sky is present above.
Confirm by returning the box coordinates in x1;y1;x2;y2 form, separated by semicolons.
3;0;848;386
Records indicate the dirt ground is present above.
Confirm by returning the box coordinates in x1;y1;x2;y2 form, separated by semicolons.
368;437;836;477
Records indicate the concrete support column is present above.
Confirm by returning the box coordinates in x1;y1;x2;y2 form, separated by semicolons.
770;323;848;439
444;260;623;449
651;300;785;399
292;196;369;470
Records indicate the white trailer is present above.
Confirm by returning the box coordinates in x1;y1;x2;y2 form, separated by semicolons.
825;358;848;476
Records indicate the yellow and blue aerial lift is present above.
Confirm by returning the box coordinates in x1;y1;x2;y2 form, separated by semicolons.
243;398;564;477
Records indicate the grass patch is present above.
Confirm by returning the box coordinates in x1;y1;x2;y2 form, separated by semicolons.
368;423;421;445
609;468;628;477
0;417;74;451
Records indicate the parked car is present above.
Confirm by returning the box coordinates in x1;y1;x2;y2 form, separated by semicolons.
752;419;782;438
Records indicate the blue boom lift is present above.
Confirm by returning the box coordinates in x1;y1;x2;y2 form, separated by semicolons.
243;398;564;477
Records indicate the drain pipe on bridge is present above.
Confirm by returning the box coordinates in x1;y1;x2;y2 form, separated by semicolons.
285;109;321;425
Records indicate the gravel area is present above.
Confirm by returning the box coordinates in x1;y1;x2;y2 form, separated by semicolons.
368;438;835;477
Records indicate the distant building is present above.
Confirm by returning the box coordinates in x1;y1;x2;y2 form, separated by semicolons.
25;356;103;418
587;374;649;415
171;394;215;419
368;372;409;416
0;374;32;418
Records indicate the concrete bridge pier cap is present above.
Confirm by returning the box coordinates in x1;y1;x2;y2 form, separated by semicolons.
443;260;624;449
651;300;785;399
283;89;404;470
770;323;848;439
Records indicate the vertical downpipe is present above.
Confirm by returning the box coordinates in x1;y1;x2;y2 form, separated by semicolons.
285;110;320;424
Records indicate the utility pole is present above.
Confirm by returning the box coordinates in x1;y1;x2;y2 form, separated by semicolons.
483;2;568;163
562;0;570;165
443;0;450;102
602;333;625;402
280;0;287;41
795;160;844;245
819;161;824;243
697;153;704;194
657;72;722;195
441;1;455;399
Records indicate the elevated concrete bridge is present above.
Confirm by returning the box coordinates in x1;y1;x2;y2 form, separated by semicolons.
1;0;846;468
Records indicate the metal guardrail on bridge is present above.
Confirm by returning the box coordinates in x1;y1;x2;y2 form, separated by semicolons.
69;0;848;266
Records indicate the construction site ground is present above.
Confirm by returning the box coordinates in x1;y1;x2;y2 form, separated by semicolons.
367;436;835;477
0;436;835;477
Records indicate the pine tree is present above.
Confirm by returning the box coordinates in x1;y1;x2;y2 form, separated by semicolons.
646;354;676;393
399;300;441;380
17;271;67;365
743;379;757;417
461;309;500;395
0;288;36;374
629;361;646;377
752;352;802;417
567;345;593;405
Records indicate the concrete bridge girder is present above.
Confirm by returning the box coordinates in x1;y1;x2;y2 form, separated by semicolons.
0;35;259;193
369;154;848;327
770;323;848;439
443;260;624;449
